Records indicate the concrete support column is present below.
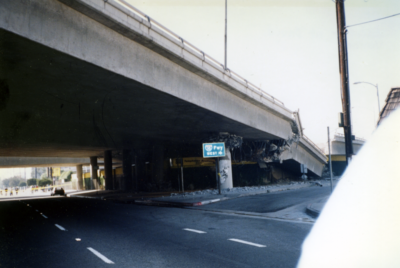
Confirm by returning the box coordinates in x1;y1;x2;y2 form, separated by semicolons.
151;145;164;189
90;156;98;190
49;167;54;185
47;167;53;183
76;164;83;190
219;147;233;189
135;155;146;192
122;150;133;191
112;168;116;190
104;150;113;190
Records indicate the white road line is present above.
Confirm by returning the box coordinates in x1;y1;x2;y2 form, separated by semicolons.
55;224;67;231
87;247;115;264
183;228;206;234
41;214;48;219
228;239;266;248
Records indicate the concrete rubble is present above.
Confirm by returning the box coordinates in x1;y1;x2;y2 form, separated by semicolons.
169;179;338;198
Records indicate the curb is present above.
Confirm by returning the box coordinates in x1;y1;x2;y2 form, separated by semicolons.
67;190;122;200
306;204;320;218
68;182;329;207
305;196;329;218
69;194;122;200
133;184;318;207
68;195;102;200
133;198;221;207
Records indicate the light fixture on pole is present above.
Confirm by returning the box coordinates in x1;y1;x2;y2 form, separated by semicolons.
353;82;381;114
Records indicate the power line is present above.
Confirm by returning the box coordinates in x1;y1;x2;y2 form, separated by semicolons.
346;13;400;28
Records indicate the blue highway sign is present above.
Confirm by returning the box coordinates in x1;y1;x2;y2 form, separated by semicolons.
203;142;225;158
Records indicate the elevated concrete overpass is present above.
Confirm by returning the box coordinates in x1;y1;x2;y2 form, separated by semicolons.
318;134;366;176
0;0;326;190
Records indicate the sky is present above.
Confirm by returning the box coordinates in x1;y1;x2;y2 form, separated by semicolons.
0;168;32;181
123;0;400;144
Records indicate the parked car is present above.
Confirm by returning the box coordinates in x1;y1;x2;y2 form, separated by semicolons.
51;187;65;196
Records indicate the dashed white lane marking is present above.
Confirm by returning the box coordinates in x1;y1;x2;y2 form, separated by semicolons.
41;214;48;219
55;224;67;231
228;238;266;248
183;228;206;234
87;247;115;264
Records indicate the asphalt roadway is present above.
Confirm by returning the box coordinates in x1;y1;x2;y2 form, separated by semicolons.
0;187;329;268
203;186;332;213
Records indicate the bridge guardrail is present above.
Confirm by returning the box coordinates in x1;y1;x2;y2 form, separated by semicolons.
116;0;285;107
302;134;326;156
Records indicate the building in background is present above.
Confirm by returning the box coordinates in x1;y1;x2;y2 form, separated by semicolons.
378;87;400;126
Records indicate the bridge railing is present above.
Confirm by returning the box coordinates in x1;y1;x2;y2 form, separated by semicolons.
116;0;285;107
302;134;326;156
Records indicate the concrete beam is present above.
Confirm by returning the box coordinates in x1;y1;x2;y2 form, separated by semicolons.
0;157;90;168
280;138;327;177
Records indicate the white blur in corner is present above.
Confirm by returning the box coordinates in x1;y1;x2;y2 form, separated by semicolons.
297;108;400;268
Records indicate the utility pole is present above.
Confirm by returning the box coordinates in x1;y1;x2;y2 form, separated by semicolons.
335;0;353;165
224;0;227;70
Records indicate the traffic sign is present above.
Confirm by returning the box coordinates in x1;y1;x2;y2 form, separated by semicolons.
202;142;225;158
53;167;61;177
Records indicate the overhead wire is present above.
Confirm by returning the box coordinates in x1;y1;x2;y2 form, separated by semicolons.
331;0;400;29
346;12;400;28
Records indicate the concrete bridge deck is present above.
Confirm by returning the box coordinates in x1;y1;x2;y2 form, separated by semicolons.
0;0;326;187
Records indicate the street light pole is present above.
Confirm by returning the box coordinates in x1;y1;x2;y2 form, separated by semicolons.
376;84;381;113
224;0;227;70
353;82;381;114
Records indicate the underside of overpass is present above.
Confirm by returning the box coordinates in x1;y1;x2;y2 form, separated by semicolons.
0;30;283;158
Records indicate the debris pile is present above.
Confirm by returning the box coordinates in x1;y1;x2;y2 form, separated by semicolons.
169;180;335;197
